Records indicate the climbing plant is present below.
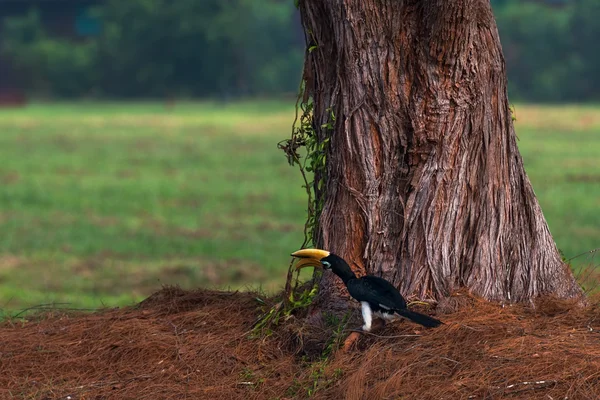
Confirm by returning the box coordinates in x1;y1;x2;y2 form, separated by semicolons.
277;73;333;297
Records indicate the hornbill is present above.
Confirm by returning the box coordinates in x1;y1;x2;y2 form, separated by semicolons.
292;249;442;331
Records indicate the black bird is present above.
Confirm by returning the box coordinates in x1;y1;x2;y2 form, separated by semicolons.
291;248;442;331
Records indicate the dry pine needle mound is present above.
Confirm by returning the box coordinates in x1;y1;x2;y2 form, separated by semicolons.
1;286;599;400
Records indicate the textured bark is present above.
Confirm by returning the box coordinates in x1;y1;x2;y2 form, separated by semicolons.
299;0;581;307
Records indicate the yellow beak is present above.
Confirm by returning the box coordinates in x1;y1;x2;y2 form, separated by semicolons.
291;248;330;270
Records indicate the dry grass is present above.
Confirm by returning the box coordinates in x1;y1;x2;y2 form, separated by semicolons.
515;105;600;131
1;287;600;399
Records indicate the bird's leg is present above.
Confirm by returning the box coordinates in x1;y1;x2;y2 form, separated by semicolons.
360;302;372;332
342;302;372;353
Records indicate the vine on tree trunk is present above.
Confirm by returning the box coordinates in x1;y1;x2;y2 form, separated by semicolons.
252;70;333;336
277;76;333;296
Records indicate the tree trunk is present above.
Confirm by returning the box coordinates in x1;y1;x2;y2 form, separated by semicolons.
299;0;581;307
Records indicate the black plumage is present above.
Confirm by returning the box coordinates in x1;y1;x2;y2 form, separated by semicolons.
347;275;442;329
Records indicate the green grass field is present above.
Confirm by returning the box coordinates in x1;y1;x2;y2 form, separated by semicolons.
0;102;598;312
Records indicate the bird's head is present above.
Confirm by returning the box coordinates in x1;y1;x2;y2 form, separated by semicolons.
291;248;334;271
290;248;356;279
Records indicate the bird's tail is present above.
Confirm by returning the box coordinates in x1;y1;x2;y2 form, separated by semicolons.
396;309;442;328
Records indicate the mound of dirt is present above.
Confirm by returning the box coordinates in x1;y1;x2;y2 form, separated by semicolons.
1;287;599;399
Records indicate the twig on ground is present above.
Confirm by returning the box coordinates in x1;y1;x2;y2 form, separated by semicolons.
346;329;422;339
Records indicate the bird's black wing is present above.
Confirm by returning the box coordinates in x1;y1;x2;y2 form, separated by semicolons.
347;275;442;328
346;275;407;311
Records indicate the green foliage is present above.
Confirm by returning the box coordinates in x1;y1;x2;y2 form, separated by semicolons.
494;2;573;101
271;80;333;334
3;0;600;101
251;282;319;336
493;0;600;101
278;93;333;248
252;88;333;337
305;362;344;397
236;80;335;336
95;0;301;96
569;0;600;100
1;0;303;98
321;312;350;358
2;10;97;97
239;367;265;389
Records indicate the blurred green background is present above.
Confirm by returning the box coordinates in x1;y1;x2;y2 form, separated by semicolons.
0;0;598;312
1;0;600;101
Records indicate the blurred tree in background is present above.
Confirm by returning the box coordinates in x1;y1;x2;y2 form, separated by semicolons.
492;0;600;101
2;9;98;97
94;0;302;97
1;0;598;101
2;0;303;98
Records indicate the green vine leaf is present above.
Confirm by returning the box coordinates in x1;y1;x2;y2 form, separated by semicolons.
262;59;336;337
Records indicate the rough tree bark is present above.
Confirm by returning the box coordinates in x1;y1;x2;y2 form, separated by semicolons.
299;0;581;308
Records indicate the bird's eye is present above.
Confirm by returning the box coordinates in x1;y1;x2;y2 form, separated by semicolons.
321;261;331;269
